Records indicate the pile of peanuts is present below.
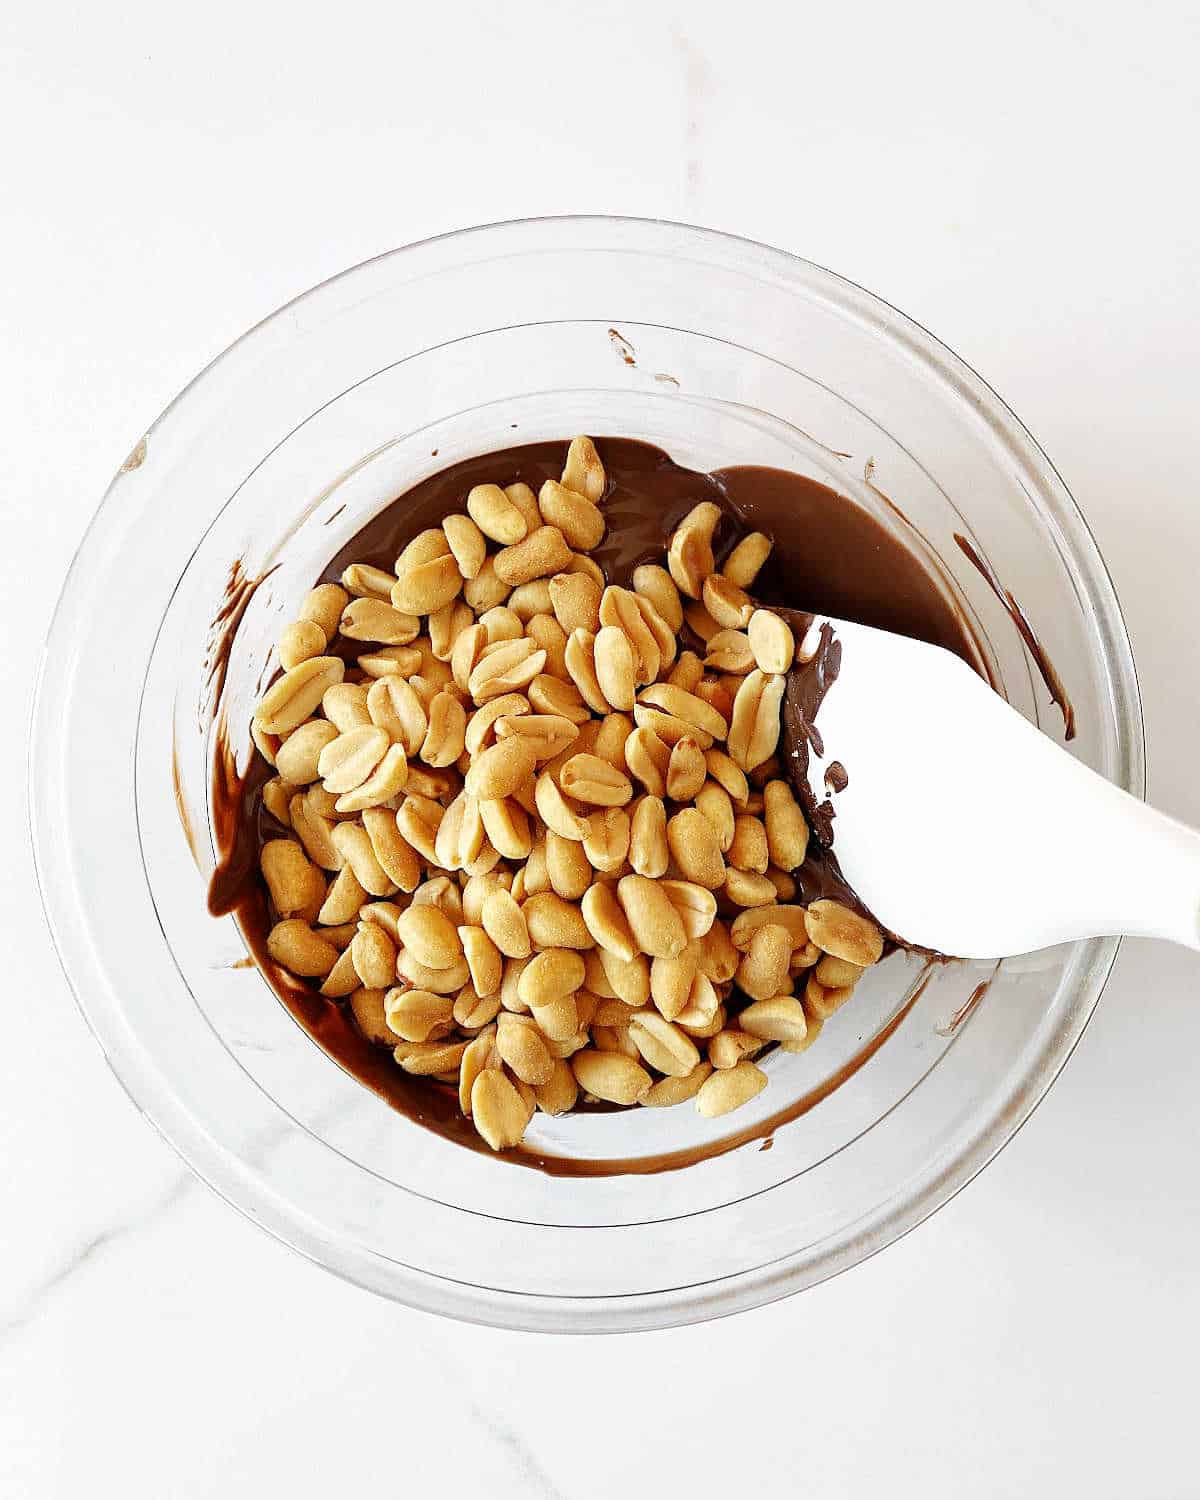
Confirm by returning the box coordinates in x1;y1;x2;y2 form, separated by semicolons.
250;437;884;1151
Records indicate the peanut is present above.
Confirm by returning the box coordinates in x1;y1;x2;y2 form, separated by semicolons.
628;1010;701;1077
580;881;638;960
478;796;532;860
361;808;421;892
571;1049;652;1106
804;900;885;967
463;556;509;612
442;512;487;579
391;553;463;616
747;608;795;674
598;586;662;685
538;479;605;551
467;483;528;545
696;1060;768;1117
331;821;394;896
723;531;772;588
624;726;671;796
632;563;683;632
504;482;543;534
340;597;420;645
667;502;720;599
471;1068;532;1149
740;995;809;1044
559;752;632;807
534;1056;579;1115
367;674;428;755
267;919;338;977
667;808;726;890
581;807;630;873
736;924;793;1000
597;948;651;1007
628;794;669;877
260;839;325;919
279;619;326;671
549;571;602;634
702;573;754;630
704;629;755;675
496;1012;554;1086
643;1061;713;1107
255;656;345;735
481;888;531;958
522;891;592;950
396;904;463;969
348;986;393;1043
666;735;707;801
617;875;686;959
659;879;717;939
562;435;606;501
419;690;467;767
299;582;348;641
763;779;809;871
727;670;785;771
518;948;585;1010
317;725;388;794
728;814;769;874
333;743;409;813
730;904;810;950
493;526;572;587
469;639;546;702
316;864;367;925
351;923;397;989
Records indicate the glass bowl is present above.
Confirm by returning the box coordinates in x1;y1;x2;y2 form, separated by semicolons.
31;217;1141;1332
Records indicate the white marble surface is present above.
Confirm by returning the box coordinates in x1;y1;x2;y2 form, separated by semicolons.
6;1;1200;1493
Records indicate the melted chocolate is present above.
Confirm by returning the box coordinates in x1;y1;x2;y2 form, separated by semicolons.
209;438;987;1172
954;533;1076;740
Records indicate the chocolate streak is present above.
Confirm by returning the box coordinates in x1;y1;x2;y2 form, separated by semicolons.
209;439;987;1174
954;532;1076;740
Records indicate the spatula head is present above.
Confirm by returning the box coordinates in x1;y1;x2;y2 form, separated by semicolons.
781;616;1138;957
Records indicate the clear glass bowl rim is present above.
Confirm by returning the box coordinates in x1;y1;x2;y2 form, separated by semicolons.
30;215;1144;1330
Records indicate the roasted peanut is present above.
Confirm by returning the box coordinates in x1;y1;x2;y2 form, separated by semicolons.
481;888;531;959
643;1061;714;1107
723;531;772;588
267;919;338;977
763;779;809;871
632;563;683;632
617;875;686;959
549;571;602;634
493;526;572;587
804;900;884;967
580;881;638;960
442;512;487;579
538;479;605;551
727;670;785;771
702;573;754;630
396;904;462;969
667;808;726;890
545;830;592;900
667;502;720;599
471;1068;532;1149
572;1049;652;1106
260;839;325;919
628;794;669;877
696;1060;768;1117
562;435;606;502
522;891;592;950
467;482;529;545
666;735;707;801
299;582;348;641
255;657;345;735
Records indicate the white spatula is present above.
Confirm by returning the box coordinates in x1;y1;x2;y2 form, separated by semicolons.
784;615;1200;958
